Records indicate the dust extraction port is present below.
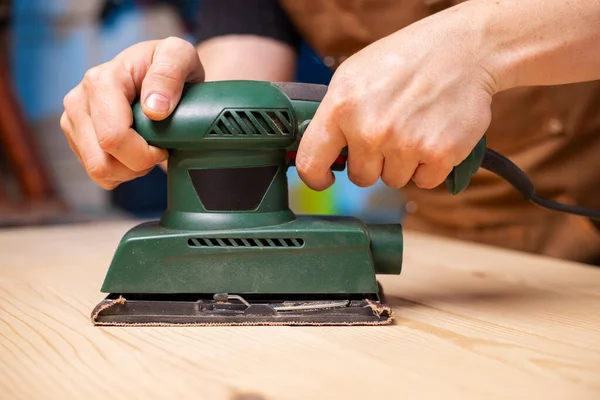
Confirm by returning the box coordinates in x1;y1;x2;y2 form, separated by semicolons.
366;224;403;275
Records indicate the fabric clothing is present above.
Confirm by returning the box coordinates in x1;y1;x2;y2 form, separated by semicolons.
194;0;301;50
195;0;600;264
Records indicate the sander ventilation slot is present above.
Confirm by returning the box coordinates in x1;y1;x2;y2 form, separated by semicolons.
208;110;292;137
187;237;305;248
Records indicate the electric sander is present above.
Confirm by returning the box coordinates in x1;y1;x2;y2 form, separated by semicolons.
91;80;600;327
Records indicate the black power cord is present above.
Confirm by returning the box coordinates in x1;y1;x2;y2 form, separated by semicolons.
481;148;600;221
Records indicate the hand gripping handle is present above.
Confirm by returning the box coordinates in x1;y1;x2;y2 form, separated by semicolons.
272;81;485;195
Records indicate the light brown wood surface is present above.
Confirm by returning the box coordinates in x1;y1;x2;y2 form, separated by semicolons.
1;220;599;400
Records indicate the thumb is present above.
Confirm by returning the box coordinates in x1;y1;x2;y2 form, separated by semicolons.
140;37;205;120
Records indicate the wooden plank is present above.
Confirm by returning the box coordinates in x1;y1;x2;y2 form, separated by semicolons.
1;220;599;400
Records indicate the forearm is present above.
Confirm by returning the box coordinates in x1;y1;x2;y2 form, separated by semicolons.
456;0;600;92
196;35;297;81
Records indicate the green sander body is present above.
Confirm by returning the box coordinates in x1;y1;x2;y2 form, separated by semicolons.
91;80;486;326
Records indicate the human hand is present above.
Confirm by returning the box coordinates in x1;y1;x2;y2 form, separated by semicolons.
296;8;498;191
60;37;204;189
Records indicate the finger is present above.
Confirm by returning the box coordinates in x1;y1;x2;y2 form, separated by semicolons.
84;63;168;172
296;95;347;191
140;37;205;120
346;146;384;187
380;150;420;189
103;166;155;190
344;114;389;187
411;149;455;189
60;111;82;162
66;90;151;188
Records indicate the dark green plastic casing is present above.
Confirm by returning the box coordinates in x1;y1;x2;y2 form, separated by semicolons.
100;80;485;298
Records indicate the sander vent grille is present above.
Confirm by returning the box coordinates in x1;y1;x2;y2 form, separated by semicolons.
208;109;292;137
187;237;304;248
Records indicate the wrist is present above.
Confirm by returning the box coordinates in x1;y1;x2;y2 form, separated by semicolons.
455;0;600;91
451;0;521;94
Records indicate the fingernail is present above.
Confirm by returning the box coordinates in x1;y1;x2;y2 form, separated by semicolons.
145;93;170;113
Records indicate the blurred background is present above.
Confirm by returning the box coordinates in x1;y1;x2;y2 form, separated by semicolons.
1;0;405;228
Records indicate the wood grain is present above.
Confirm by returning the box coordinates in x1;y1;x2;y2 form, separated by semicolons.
1;220;599;400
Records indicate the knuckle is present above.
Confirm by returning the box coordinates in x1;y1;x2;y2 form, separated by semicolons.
150;62;181;84
412;155;453;189
135;167;154;178
348;169;377;188
158;37;198;67
381;174;403;189
133;153;158;172
295;156;315;177
349;175;374;188
381;178;396;189
347;172;361;186
83;65;105;88
414;175;444;190
163;36;190;49
332;64;358;89
360;122;391;150
426;150;445;167
62;88;79;110
397;133;420;153
97;126;125;152
413;176;437;189
420;138;453;166
59;112;70;133
87;159;111;182
328;73;357;113
330;73;354;99
102;181;120;190
328;93;352;121
112;60;131;82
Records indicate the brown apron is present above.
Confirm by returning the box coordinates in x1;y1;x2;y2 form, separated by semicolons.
278;0;600;264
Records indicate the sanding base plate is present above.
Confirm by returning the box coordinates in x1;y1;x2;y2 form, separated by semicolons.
91;294;393;327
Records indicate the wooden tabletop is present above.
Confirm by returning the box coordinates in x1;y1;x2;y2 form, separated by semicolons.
1;220;599;400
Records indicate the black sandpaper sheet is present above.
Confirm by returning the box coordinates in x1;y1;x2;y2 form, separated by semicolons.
91;295;393;327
